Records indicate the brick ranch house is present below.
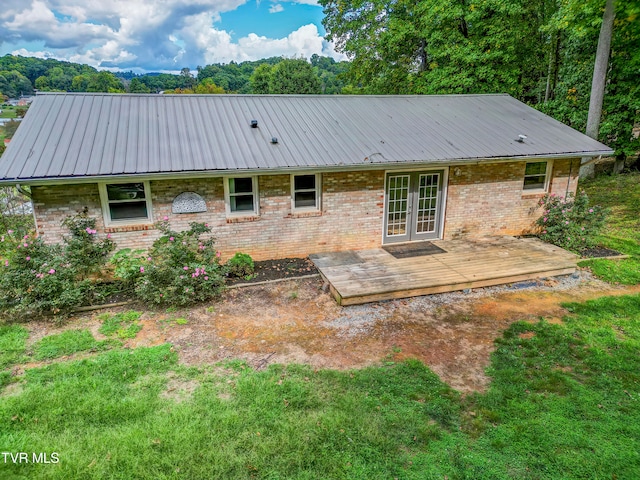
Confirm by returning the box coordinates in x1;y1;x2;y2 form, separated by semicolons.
0;93;612;261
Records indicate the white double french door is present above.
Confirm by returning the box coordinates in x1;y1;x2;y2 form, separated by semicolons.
384;171;445;244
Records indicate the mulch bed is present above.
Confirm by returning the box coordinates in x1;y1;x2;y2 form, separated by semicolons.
225;257;319;286
581;246;624;258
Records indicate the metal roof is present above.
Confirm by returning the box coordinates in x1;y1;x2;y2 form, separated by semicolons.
0;93;613;183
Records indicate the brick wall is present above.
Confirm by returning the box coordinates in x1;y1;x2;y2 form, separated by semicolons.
31;160;578;259
443;158;580;239
32;171;385;261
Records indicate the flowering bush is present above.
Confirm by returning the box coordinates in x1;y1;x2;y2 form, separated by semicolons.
110;248;147;289
134;221;225;306
536;191;608;252
62;209;115;275
0;234;90;321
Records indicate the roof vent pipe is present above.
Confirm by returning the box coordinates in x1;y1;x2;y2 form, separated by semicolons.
250;120;258;128
516;134;527;143
271;137;278;144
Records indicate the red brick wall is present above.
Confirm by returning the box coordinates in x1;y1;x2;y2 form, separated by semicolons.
31;171;385;261
31;160;578;259
443;158;580;239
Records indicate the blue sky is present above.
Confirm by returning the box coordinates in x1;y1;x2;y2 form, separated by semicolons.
0;0;341;73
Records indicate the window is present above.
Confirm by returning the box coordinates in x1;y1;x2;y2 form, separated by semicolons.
291;173;321;211
99;181;153;225
523;161;551;191
225;177;258;215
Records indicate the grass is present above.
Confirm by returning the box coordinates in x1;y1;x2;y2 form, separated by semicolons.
32;330;116;360
98;311;143;339
0;324;28;369
580;172;640;284
0;105;18;119
1;294;640;478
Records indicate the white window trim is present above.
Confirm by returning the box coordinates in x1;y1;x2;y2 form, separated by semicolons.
523;159;553;193
223;176;259;216
290;173;321;212
98;181;154;227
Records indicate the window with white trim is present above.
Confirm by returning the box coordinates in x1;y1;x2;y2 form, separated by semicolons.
225;177;258;215
523;161;551;191
99;182;153;225
291;173;321;211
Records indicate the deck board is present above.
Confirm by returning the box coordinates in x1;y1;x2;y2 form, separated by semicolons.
309;236;578;305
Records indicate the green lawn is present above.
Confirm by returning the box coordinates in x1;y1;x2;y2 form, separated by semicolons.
580;172;640;284
1;295;640;479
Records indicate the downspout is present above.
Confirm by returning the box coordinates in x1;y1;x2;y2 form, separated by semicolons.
566;159;574;199
15;184;32;199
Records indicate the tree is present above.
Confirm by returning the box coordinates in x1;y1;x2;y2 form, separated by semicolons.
582;0;615;177
268;59;321;94
129;78;151;93
249;64;273;94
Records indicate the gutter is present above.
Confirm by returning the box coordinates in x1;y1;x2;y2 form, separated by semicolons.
0;151;614;187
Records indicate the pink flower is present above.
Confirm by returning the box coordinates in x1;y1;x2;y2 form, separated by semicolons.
147;257;152;261
183;266;189;270
204;276;209;280
542;230;547;234
565;221;569;225
216;251;221;258
23;235;28;239
543;217;547;222
23;243;28;247
7;230;13;234
107;233;112;239
26;256;31;261
163;216;169;221
589;208;594;213
185;288;189;292
4;260;8;266
85;227;92;233
169;237;174;241
140;266;145;273
36;273;44;278
160;294;163;297
180;275;184;279
205;223;209;227
48;269;55;274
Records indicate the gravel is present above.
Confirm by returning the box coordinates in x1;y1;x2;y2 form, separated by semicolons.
323;270;600;335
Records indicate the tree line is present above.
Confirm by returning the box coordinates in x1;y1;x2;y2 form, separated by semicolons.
0;54;348;98
319;0;638;161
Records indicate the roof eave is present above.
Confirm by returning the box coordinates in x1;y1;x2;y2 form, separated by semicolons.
1;151;612;186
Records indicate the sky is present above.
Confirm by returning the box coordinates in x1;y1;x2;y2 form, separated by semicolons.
0;0;344;73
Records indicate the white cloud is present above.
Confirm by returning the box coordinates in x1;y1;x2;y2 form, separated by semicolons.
0;0;344;71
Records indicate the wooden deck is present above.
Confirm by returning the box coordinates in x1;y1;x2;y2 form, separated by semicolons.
309;236;578;306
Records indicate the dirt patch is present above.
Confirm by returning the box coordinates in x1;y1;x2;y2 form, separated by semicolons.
518;332;536;340
226;257;318;286
159;371;200;403
1;381;24;397
14;272;640;395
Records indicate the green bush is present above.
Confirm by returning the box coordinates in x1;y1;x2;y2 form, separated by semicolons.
536;191;608;253
135;221;225;306
0;211;115;321
0;234;90;320
226;252;255;278
62;209;115;275
110;248;147;288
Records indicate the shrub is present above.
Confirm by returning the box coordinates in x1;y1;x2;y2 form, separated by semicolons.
110;248;147;288
0;211;115;321
135;221;225;306
536;191;608;253
0;233;90;320
226;252;255;278
62;209;115;275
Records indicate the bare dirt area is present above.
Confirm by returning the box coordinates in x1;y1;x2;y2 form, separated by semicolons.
23;271;640;394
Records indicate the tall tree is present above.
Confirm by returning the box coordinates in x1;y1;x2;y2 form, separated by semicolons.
268;59;322;94
582;0;616;177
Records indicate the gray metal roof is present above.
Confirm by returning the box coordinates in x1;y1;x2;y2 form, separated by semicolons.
0;93;613;183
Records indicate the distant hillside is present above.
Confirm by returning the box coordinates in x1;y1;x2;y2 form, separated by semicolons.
0;54;350;98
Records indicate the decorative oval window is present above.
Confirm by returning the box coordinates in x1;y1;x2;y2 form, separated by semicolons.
172;192;207;214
